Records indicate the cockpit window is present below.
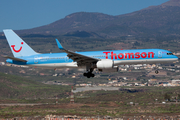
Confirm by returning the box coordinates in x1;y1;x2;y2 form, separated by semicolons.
167;53;173;55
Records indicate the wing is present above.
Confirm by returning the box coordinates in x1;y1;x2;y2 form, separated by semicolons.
56;39;98;66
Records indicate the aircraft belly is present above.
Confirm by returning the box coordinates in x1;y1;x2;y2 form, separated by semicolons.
114;58;177;65
29;62;78;68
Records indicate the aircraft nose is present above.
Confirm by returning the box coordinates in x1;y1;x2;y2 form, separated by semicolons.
173;55;179;61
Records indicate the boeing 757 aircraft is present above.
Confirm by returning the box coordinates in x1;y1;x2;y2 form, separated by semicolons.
3;29;178;78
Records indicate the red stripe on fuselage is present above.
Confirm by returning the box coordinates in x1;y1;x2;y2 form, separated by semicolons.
103;51;154;60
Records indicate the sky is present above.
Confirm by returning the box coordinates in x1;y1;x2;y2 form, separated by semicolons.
0;0;169;32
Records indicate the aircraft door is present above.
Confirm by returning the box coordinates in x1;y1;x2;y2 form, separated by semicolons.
65;56;69;62
34;56;38;63
158;51;162;58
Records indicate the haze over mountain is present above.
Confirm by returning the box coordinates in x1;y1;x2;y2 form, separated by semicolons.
15;0;180;38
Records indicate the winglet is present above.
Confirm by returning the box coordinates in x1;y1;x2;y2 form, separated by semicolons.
56;39;65;50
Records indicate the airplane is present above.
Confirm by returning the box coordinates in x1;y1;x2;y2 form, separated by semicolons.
3;29;179;78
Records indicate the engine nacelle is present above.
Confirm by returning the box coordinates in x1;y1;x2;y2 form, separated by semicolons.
96;59;114;69
96;59;119;72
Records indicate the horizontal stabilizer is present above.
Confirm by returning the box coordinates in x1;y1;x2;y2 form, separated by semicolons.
3;55;27;62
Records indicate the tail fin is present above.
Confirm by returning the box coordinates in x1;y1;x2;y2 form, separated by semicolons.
3;29;37;57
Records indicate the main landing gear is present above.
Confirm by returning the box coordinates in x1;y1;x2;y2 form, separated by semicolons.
83;67;95;78
83;72;95;78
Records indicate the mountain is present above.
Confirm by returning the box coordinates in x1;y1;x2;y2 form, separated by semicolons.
99;0;180;37
16;0;180;38
17;12;115;35
161;0;180;6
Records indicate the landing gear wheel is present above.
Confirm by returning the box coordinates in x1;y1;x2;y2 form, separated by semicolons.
83;72;95;78
87;75;91;78
91;74;95;77
155;70;159;74
83;73;88;76
84;66;95;78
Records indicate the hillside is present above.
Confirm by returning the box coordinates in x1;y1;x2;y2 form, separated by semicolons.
16;12;115;36
10;0;180;38
0;72;71;99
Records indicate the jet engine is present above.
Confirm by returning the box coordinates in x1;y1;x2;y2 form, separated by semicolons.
96;59;118;72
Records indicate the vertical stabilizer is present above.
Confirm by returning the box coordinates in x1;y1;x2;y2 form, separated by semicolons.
3;29;37;57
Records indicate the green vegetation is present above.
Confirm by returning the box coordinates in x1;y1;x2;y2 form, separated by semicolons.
74;87;180;104
0;87;180;118
0;72;71;99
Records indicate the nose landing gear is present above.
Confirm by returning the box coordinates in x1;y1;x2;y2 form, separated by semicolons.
155;70;159;74
83;67;95;78
155;64;159;74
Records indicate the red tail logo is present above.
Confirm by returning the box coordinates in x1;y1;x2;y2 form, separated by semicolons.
11;42;23;53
